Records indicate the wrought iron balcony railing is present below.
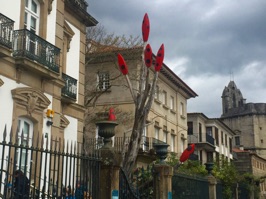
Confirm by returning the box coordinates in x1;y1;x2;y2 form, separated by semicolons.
188;133;215;146
13;29;60;73
206;133;215;145
0;13;14;49
62;73;77;100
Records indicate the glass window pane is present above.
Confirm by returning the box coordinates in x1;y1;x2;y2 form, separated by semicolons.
31;16;36;31
24;12;28;26
25;0;29;7
31;0;37;13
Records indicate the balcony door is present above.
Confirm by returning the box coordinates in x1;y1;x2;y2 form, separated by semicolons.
24;0;40;54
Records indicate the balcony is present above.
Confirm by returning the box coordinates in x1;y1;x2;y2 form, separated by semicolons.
13;29;60;74
64;0;98;27
66;0;88;10
0;13;14;56
188;133;215;151
62;73;77;101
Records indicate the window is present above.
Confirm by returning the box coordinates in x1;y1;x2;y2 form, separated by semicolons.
24;0;40;54
199;123;202;136
180;138;185;152
161;90;167;105
199;150;202;164
229;138;232;153
170;96;174;110
187;122;193;135
213;127;219;145
97;72;110;90
221;131;224;145
154;85;159;100
180;102;184;116
225;134;228;147
154;122;160;140
171;134;175;152
206;127;212;136
163;126;167;143
235;136;240;146
155;127;159;140
16;117;33;172
24;0;39;33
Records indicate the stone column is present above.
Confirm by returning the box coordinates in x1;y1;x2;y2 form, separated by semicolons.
153;164;173;199
99;149;121;199
208;175;217;199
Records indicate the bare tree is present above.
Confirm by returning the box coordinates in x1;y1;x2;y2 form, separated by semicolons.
85;14;164;175
84;25;142;148
118;13;164;174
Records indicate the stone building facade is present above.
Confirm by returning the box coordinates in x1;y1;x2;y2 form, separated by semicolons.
0;0;97;177
85;47;197;158
187;113;234;164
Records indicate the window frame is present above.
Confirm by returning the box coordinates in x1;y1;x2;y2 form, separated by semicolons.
16;117;33;172
97;72;110;91
170;96;174;110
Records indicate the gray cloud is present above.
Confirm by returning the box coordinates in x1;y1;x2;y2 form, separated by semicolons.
87;0;266;117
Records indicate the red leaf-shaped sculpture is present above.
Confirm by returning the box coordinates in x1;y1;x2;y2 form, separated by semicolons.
108;108;116;121
179;144;195;162
144;44;152;67
117;53;128;75
142;13;150;42
154;44;164;71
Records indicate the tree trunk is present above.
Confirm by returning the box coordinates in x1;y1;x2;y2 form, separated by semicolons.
122;110;146;174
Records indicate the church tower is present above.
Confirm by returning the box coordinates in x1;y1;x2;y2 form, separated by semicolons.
221;81;246;115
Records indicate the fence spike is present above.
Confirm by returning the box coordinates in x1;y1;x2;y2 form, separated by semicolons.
74;142;76;155
3;124;7;142
45;134;49;149
50;135;54;151
41;134;44;149
55;137;58;151
15;125;19;145
21;129;24;146
70;141;73;154
26;129;30;146
9;126;13;144
36;132;40;148
77;142;80;156
59;138;61;152
66;140;69;153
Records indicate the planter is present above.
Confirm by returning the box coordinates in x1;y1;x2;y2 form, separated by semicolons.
153;143;169;164
205;162;214;175
96;121;118;148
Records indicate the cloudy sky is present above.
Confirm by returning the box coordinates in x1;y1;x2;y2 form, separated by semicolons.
87;0;266;118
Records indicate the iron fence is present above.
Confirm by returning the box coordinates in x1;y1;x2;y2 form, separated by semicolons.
119;165;155;199
0;125;101;199
172;173;209;199
86;136;164;153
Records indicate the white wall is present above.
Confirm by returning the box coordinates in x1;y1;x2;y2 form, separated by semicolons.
0;76;22;135
62;115;78;185
65;21;80;101
64;115;78;143
0;0;21;30
46;0;57;45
